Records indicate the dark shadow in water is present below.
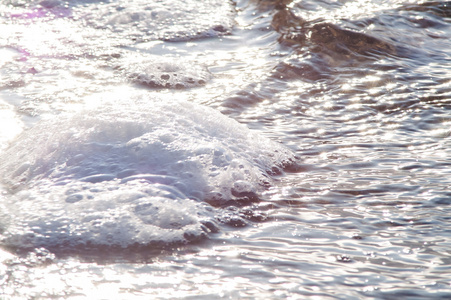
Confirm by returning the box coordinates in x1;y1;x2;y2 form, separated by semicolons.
272;8;397;58
222;1;404;112
402;1;451;18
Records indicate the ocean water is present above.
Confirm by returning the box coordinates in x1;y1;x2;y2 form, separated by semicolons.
0;0;450;298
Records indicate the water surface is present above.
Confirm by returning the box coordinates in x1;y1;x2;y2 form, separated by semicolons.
1;0;451;298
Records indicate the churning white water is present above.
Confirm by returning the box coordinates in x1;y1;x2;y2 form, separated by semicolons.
0;96;294;251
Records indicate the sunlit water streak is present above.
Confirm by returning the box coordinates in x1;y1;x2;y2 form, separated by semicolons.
1;0;451;299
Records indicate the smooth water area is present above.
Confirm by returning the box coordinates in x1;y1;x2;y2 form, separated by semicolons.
0;0;451;298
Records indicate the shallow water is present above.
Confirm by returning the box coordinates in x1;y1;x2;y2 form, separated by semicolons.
1;0;451;298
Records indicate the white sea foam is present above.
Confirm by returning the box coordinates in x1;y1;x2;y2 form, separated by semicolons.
77;0;235;41
0;96;295;251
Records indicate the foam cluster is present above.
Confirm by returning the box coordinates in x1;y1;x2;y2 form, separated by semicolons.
0;96;295;251
122;59;212;89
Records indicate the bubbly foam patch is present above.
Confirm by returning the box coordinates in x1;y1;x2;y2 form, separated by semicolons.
1;181;214;251
78;0;235;41
120;58;212;89
0;97;295;251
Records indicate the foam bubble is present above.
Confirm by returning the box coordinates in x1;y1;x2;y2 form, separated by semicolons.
0;96;295;251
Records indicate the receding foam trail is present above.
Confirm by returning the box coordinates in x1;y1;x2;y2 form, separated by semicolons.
0;96;295;252
78;0;235;41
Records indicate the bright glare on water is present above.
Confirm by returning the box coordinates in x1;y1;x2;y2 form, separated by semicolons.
1;0;451;299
